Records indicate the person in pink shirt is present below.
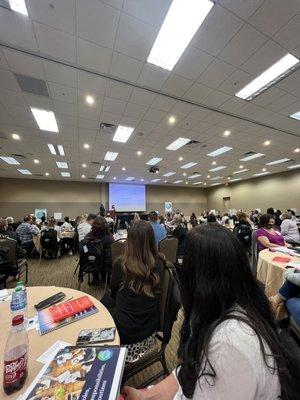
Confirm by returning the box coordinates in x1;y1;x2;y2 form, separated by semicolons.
256;213;290;252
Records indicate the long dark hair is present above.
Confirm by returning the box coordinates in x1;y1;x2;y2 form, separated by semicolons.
90;216;110;238
177;224;300;399
122;220;160;297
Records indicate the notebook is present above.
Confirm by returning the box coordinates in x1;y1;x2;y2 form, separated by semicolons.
272;256;291;263
49;295;94;322
37;305;98;335
21;346;127;400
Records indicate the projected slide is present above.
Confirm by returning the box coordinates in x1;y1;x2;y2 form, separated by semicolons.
109;183;146;212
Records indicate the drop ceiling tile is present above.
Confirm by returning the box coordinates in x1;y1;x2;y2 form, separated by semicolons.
218;0;264;20
218;24;267;67
273;14;300;51
192;5;244;56
218;97;243;113
218;69;253;96
115;13;157;61
0;8;38;51
34;22;76;63
123;0;171;26
3;50;45;80
100;111;122;125
24;93;53;109
137;64;170;90
183;82;213;103
202;90;231;108
266;93;299;113
76;0;119;49
162;74;193;97
52;100;78;116
150;95;177;112
105;81;133;101
102;97;127;114
124;102;148;118
248;0;300;37
197;58;236;89
43;61;77;88
110;52;144;82
77;71;107;95
251;87;286;107
28;0;76;35
143;108;166;123
77;38;112;74
48;82;77;104
0;89;26;107
174;46;214;81
241;40;288;76
129;88;156;107
0;69;21;92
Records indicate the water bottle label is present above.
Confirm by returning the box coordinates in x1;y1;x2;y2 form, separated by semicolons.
4;353;28;385
10;293;26;312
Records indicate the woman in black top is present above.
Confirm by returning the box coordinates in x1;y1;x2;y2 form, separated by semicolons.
82;216;114;285
102;220;164;347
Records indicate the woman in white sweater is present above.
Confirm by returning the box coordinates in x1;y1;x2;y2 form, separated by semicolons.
122;224;300;400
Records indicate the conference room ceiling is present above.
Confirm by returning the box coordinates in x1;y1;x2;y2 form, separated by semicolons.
0;0;299;188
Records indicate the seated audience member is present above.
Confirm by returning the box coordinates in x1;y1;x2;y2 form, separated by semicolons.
81;216;114;285
172;215;188;258
61;216;74;231
122;224;300;400
250;210;260;226
207;213;217;223
0;218;19;243
40;219;59;259
271;268;300;327
233;212;253;252
288;209;298;222
158;215;165;225
130;213;140;226
16;215;39;255
6;216;15;231
149;211;167;246
256;213;289;252
280;212;300;244
189;212;198;227
102;220;164;361
267;207;281;227
105;213;115;224
221;212;229;226
77;213;97;242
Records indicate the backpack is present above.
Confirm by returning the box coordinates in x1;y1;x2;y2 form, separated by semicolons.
40;229;57;249
233;223;252;249
79;239;104;280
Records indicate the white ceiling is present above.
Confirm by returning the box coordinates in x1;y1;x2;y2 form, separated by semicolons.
0;0;299;188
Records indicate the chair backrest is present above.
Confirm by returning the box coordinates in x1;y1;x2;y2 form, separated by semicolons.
0;238;17;266
41;230;57;249
159;236;178;264
158;267;172;331
250;230;258;276
110;239;126;264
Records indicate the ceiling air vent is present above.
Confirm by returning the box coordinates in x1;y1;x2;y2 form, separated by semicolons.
11;153;26;159
91;161;101;165
15;74;49;97
34;173;43;177
186;140;200;146
88;177;95;180
99;123;116;134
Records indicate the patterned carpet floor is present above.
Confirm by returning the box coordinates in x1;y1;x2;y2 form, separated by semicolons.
6;255;182;387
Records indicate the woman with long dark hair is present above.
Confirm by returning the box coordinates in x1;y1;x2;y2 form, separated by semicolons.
122;224;300;399
102;220;164;361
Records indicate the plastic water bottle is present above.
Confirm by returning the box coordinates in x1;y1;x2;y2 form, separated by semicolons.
10;283;27;318
16;281;27;312
3;314;29;395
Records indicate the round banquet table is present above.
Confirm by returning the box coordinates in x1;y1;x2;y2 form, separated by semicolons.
0;286;119;399
257;249;300;297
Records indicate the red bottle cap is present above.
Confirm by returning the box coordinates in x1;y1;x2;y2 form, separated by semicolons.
12;315;24;326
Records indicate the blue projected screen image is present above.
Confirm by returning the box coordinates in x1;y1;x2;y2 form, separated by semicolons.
109;183;146;212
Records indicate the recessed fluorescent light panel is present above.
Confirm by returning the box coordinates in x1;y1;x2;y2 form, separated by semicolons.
31;108;59;132
253;172;270;177
235;53;299;100
287;164;300;169
9;0;28;16
207;146;232;157
290;111;300;120
166;137;190;151
192;181;203;185
163;172;176;177
240;153;265;161
100;165;110;172
151;178;161;183
0;156;20;165
113;125;134;143
233;169;249;174
126;177;135;181
104;152;119;161
96;174;105;179
209;166;226;172
230;178;242;182
147;0;214;71
181;162;198;169
146;157;162;166
173;180;183;183
188;174;202;179
17;169;31;175
61;172;70;177
56;161;68;169
47;144;65;156
210;176;223;180
211;182;221;186
266;158;291;165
